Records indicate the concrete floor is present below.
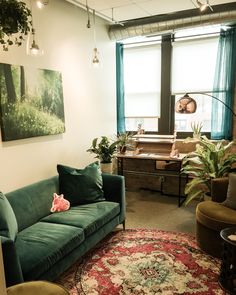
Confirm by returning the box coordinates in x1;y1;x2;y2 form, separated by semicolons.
122;189;197;235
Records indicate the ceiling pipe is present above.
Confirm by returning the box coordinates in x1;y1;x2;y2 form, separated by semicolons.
109;3;236;41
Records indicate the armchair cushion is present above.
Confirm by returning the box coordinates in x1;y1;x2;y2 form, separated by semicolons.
0;192;18;240
196;200;236;231
222;173;236;209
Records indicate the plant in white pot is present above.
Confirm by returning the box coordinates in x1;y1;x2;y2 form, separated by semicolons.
87;136;118;173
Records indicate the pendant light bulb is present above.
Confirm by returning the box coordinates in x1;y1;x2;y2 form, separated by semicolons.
91;10;100;68
30;40;39;55
92;48;100;67
28;28;43;56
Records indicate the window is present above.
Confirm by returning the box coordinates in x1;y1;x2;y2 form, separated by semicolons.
121;26;221;135
172;37;219;132
123;44;161;132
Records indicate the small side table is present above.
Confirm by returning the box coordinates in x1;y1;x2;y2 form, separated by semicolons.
6;281;69;295
219;227;236;294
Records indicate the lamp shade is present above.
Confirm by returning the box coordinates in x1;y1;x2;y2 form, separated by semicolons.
175;94;197;114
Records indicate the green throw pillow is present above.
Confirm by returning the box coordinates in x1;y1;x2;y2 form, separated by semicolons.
222;173;236;210
0;192;18;240
57;161;105;205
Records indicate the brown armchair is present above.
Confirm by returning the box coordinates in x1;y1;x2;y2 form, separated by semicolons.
196;177;236;258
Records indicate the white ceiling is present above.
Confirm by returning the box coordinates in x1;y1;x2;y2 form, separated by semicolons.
73;0;236;22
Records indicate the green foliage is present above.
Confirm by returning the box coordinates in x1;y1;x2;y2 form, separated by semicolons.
117;132;134;148
1;101;65;140
0;0;32;50
182;135;236;205
39;70;65;119
87;136;119;163
191;121;203;136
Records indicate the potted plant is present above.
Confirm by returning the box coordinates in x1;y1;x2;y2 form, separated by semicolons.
0;0;32;51
117;132;134;154
181;135;236;205
87;136;119;173
191;121;203;139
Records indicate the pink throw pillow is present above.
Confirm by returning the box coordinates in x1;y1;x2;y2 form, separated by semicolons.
50;193;70;213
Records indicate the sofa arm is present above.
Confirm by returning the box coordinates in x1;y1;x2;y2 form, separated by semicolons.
211;177;229;203
102;174;126;224
1;237;23;287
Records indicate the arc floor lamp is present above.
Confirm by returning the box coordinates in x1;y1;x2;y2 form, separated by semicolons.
175;92;236;117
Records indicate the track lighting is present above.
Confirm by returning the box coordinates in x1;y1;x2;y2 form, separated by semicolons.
192;0;213;12
36;0;49;9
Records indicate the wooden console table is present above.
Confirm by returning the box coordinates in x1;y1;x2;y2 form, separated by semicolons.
117;152;187;207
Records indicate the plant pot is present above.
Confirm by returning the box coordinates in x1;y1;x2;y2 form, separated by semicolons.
193;133;201;140
119;146;127;154
204;192;211;201
100;162;113;174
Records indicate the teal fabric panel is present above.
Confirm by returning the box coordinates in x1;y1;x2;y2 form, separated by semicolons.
37;216;120;282
15;222;84;280
0;192;18;240
211;25;236;140
1;236;24;287
41;201;120;236
57;162;105;205
102;174;126;224
6;176;59;232
116;42;126;133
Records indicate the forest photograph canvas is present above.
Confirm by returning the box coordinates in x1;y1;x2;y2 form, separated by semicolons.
0;63;65;141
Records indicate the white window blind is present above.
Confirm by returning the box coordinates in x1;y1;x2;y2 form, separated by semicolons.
172;38;218;93
124;45;161;131
172;37;219;132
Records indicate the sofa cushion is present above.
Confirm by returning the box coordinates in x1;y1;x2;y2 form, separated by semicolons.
57;162;105;205
15;222;84;280
41;201;120;236
0;192;18;240
6;176;59;232
196;200;236;231
222;173;236;209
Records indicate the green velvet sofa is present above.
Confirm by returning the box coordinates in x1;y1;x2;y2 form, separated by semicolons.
1;173;125;287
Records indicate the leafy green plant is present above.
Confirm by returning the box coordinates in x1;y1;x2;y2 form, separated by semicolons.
181;135;236;205
0;0;32;51
191;121;203;138
87;136;119;163
117;132;135;153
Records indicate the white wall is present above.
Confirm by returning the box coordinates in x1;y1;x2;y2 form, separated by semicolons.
0;0;116;192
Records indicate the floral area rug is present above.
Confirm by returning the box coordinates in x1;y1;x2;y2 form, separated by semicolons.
56;229;223;295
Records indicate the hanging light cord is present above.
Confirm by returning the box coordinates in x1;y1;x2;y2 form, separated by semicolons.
93;9;96;48
86;0;91;28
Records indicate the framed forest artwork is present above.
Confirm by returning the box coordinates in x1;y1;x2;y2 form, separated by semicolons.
0;63;65;141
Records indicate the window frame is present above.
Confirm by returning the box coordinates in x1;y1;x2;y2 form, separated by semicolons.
122;32;220;138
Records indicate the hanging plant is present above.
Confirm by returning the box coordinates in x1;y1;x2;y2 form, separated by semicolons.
0;0;32;51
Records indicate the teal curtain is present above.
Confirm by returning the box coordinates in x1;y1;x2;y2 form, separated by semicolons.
116;43;126;133
211;26;236;140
